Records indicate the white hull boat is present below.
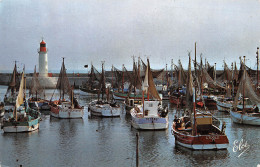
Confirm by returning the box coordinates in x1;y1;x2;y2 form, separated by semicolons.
88;100;121;117
50;102;84;119
216;100;232;112
130;101;168;130
230;110;260;125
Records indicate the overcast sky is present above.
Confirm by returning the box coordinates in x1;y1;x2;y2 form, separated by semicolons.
0;0;260;72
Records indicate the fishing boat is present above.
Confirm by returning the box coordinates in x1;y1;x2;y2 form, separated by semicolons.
170;60;187;106
216;97;233;112
113;58;163;101
3;62;20;114
130;59;169;130
2;70;41;133
169;88;186;106
50;58;84;119
171;54;229;150
88;61;121;117
113;92;147;101
230;61;260;125
79;64;101;94
124;57;143;114
28;66;50;110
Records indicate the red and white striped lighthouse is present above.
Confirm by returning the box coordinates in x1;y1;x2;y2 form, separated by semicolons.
38;39;48;77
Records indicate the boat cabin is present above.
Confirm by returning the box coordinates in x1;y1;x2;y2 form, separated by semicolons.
62;102;71;109
143;101;159;117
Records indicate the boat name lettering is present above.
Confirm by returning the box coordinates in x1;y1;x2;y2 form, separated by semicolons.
206;135;219;141
146;118;158;121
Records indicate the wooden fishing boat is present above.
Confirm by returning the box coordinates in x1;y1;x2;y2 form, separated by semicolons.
230;109;260;125
216;97;233;112
50;58;84;119
230;62;260;125
28;66;50;110
113;92;147;101
216;97;253;112
130;59;169;130
171;53;229;150
171;113;229;150
89;100;121;117
80;64;102;94
89;62;121;117
2;70;41;133
3;62;20;116
169;89;186;106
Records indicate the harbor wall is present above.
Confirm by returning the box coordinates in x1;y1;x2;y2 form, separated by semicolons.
0;73;88;89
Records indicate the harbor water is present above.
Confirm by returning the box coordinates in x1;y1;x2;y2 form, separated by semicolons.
0;86;259;167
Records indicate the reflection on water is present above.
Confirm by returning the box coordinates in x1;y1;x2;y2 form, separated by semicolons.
174;145;229;166
0;86;259;166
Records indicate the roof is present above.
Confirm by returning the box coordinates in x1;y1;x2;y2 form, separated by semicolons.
40;40;46;45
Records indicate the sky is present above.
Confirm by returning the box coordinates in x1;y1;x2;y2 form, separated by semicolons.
0;0;260;73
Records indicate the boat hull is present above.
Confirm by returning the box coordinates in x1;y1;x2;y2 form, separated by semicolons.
79;87;99;94
113;92;148;101
172;128;229;150
216;100;232;112
3;118;40;133
130;106;169;130
175;140;229;150
50;106;84;119
230;110;260;125
169;95;186;106
88;101;121;117
131;116;169;130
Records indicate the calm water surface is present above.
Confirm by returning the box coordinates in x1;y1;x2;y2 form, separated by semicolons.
0;86;259;167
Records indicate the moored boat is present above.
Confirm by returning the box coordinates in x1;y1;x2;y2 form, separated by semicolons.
50;58;84;119
230;62;260;125
89;100;121;117
171;114;229;150
130;59;169;130
2;70;41;133
28;65;50;110
89;61;121;117
171;54;229;150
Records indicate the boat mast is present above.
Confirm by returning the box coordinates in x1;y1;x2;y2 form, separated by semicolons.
62;57;65;100
200;55;203;97
256;47;259;88
111;65;114;89
195;42;197;75
231;62;234;97
194;42;197;109
132;56;136;101
214;63;217;94
243;56;246;113
193;42;197;136
101;61;105;101
122;64;124;93
166;64;168;90
24;67;27;111
171;59;173;82
192;87;197;136
71;87;74;108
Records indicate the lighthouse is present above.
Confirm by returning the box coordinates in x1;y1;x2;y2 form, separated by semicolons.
38;40;48;77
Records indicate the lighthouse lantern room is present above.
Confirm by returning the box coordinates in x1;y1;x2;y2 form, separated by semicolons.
38;40;48;77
